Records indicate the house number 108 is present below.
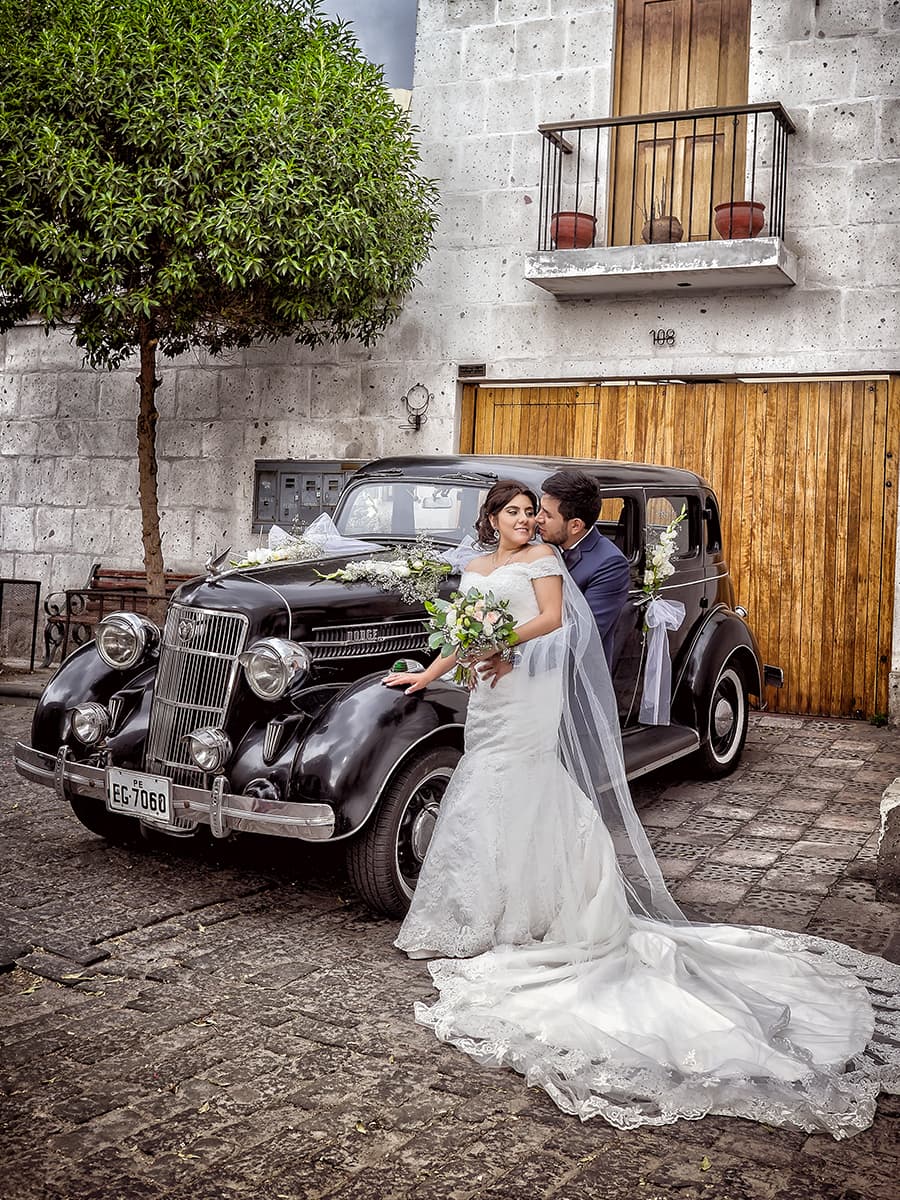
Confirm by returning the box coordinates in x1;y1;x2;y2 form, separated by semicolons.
650;329;676;347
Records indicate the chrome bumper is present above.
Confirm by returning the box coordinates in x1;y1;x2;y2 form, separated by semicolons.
13;741;336;842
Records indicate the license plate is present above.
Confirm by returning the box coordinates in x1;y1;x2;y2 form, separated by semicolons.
106;768;172;824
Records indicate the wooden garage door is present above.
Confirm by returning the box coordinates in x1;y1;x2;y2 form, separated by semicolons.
461;379;899;719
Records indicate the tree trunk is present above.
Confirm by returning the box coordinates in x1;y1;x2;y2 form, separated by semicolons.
137;319;166;617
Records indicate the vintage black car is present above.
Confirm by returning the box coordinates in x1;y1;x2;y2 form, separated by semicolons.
14;456;779;916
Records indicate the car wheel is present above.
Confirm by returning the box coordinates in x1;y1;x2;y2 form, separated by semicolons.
695;663;748;778
69;796;142;843
346;745;461;918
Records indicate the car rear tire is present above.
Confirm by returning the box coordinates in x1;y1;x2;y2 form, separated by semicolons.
346;745;461;918
695;662;748;778
69;796;142;843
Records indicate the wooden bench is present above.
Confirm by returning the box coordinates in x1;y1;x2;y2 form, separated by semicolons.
43;564;197;665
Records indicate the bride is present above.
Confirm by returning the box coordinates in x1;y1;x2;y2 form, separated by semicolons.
383;480;900;1138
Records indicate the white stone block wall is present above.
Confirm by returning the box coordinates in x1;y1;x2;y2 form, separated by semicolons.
1;0;899;686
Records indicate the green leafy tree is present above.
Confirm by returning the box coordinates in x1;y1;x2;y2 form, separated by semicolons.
0;0;437;593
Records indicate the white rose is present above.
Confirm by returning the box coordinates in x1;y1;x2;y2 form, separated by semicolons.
392;562;410;577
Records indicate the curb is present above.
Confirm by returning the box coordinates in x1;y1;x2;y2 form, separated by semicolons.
0;680;46;700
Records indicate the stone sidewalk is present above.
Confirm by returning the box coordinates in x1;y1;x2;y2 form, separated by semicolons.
1;703;898;1200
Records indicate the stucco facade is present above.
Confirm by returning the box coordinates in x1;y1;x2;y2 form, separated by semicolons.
1;0;899;701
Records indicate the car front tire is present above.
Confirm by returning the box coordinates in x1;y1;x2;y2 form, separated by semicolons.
346;745;461;918
695;662;748;778
69;796;142;843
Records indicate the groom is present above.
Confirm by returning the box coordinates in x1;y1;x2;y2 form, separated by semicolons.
481;469;631;686
537;470;631;666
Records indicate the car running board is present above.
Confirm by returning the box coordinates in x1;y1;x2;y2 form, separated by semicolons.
622;723;701;781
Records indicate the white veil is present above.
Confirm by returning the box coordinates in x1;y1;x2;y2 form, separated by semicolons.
518;550;685;924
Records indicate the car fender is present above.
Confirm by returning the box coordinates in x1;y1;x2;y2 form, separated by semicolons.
287;673;468;838
672;607;763;729
32;641;157;757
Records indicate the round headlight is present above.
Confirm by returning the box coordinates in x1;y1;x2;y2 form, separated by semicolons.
183;728;233;773
71;702;111;746
239;638;311;700
96;612;158;670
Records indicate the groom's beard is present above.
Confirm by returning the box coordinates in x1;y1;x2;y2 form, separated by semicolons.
537;528;565;546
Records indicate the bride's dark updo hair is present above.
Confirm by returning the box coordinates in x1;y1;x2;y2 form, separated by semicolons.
475;479;539;546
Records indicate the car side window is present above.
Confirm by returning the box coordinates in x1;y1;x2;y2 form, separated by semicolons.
645;495;698;559
596;495;638;559
704;495;723;553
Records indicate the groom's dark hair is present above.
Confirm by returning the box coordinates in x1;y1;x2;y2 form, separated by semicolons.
542;471;602;528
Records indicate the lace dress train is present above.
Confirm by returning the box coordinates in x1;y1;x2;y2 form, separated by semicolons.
394;558;900;1137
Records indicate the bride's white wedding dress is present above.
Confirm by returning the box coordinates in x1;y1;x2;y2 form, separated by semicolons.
395;557;900;1137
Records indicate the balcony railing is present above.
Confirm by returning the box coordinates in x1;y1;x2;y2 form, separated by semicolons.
536;102;795;253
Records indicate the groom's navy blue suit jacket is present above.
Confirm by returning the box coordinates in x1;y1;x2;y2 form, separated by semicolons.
561;528;631;668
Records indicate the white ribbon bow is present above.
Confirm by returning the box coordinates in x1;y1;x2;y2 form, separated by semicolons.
639;598;686;725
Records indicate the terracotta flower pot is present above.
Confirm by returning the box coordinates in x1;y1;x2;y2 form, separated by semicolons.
641;216;683;244
550;211;597;249
714;201;766;239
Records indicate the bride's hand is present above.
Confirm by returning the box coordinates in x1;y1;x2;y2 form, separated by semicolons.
382;671;429;694
460;648;497;665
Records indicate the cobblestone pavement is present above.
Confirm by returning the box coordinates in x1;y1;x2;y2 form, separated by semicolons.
2;702;899;1200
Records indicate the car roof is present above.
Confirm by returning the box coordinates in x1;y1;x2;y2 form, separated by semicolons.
350;455;710;490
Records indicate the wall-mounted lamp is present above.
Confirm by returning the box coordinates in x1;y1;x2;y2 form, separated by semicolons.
400;382;432;431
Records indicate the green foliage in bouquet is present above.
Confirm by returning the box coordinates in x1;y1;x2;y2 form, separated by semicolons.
424;587;519;686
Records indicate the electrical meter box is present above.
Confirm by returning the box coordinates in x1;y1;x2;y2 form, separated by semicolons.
252;460;365;532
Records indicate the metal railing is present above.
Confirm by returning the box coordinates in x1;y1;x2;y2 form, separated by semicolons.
536;102;795;251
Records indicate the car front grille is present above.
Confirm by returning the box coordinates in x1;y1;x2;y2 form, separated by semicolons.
145;604;249;788
309;618;429;661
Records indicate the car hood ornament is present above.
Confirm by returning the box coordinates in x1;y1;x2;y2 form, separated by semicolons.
205;546;233;580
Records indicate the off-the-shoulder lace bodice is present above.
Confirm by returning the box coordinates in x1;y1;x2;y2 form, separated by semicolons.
459;556;563;626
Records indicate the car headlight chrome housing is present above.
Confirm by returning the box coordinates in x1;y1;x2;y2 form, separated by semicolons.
183;727;233;773
239;638;311;700
95;612;159;670
70;702;111;746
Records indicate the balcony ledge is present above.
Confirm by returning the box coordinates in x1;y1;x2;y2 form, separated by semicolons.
525;236;798;298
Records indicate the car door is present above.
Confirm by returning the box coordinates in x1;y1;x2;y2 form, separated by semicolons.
643;490;707;674
596;490;644;727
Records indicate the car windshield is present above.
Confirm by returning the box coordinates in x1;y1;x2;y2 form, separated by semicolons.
335;480;488;543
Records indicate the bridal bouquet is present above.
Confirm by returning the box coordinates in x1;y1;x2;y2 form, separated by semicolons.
314;535;453;605
425;586;519;686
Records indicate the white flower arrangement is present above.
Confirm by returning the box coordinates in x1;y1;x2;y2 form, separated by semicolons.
636;506;688;724
640;505;687;603
230;513;379;570
231;540;322;569
314;534;452;605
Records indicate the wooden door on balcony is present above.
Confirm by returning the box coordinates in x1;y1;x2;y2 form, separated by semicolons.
460;379;900;720
609;0;751;245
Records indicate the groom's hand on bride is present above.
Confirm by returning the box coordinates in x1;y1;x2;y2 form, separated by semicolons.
478;654;513;689
382;671;429;695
